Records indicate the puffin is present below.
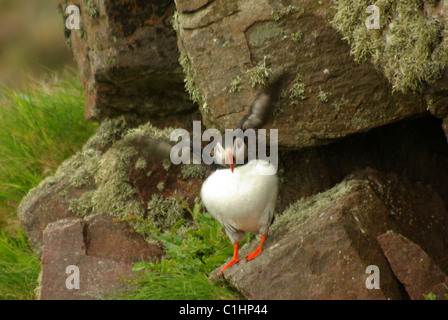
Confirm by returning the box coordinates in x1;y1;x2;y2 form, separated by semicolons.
200;76;282;275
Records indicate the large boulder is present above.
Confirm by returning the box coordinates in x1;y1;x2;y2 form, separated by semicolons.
215;168;448;299
332;0;448;139
39;214;162;300
174;0;432;148
18;117;206;257
19;0;448;300
58;0;197;124
378;231;448;300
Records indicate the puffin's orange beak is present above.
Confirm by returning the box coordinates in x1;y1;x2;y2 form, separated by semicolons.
227;150;234;173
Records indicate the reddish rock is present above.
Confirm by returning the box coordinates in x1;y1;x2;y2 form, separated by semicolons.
18;120;206;257
58;0;196;123
378;231;448;300
17;183;78;257
175;0;213;13
127;135;206;211
84;212;162;264
215;168;448;300
40;216;161;300
175;0;427;148
215;177;404;299
346;168;448;273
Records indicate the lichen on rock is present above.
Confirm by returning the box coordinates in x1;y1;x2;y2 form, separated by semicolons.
19;115;191;241
332;0;448;93
284;73;306;104
247;56;273;87
229;75;243;93
269;179;363;236
178;50;204;106
135;158;147;170
146;194;190;232
181;164;206;179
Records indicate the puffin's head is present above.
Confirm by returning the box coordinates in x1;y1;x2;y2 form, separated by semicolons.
214;137;246;173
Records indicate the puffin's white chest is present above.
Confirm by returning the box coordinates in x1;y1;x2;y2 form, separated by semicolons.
200;160;278;234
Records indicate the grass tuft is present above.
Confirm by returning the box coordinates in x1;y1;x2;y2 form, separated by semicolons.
0;69;98;299
115;198;245;300
0;69;98;217
0;230;40;300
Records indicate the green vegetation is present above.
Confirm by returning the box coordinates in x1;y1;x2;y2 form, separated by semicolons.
424;292;437;300
271;4;297;21
423;292;448;300
115;198;244;300
283;73;306;104
135;158;147;170
317;87;329;103
171;10;181;35
181;164;206;179
0;69;98;299
290;31;303;43
229;75;243;93
0;230;40;300
249;22;283;46
247;56;273;87
178;50;203;106
83;0;100;18
0;69;245;300
0;69;98;226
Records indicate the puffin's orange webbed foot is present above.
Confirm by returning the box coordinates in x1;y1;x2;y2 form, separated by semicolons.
218;257;239;275
218;243;239;276
245;234;266;261
245;247;262;261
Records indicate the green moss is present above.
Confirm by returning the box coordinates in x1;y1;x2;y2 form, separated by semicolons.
68;190;95;216
83;0;99;18
65;38;72;50
162;159;171;172
23;117;184;237
317;87;329;103
229;75;242;93
290;31;303;43
222;40;232;48
271;10;284;21
311;30;319;39
126;121;174;141
92;141;141;216
146;194;189;231
135;158;147;170
84;116;128;151
270;179;362;235
181;164;206;179
79;23;87;40
285;73;306;104
271;4;297;21
93;36;103;52
105;54;117;68
156;182;165;192
332;0;448;93
178;50;203;105
171;10;180;34
249;22;283;46
247;56;273;87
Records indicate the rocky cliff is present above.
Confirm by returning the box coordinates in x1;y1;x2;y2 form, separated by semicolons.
18;0;448;299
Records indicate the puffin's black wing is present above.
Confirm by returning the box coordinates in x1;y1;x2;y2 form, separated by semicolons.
237;75;283;130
